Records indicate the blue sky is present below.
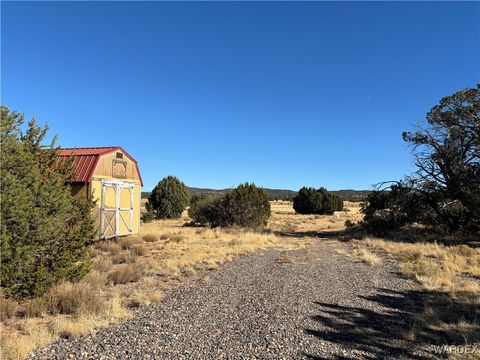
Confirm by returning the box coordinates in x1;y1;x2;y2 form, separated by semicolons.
2;2;479;191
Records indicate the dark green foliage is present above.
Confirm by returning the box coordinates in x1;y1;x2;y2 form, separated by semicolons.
143;188;371;202
141;209;154;223
293;187;343;215
189;193;207;208
360;183;430;236
148;176;189;219
401;85;480;234
1;106;96;299
188;193;216;224
189;196;228;227
361;85;480;237
189;183;271;228
223;183;271;227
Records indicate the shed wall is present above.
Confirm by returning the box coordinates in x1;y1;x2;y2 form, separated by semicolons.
94;149;141;182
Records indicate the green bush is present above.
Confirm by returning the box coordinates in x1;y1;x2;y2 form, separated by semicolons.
141;208;154;223
189;193;207;207
1;106;96;299
189;183;271;228
293;186;343;215
360;183;435;236
327;192;344;212
188;193;209;222
189;195;228;226
224;183;271;227
148;176;189;219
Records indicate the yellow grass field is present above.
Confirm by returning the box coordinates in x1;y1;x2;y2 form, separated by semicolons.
267;200;363;233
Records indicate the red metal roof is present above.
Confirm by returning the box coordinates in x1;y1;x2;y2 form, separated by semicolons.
58;147;143;185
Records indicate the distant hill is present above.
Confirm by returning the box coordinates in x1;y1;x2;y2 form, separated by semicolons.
142;187;371;201
330;189;372;201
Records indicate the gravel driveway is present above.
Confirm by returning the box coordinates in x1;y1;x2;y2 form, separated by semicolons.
31;238;442;359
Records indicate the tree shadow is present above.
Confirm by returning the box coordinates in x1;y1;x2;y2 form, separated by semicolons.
303;287;479;359
274;230;345;239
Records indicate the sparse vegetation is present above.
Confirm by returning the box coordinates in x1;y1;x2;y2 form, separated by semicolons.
94;241;122;255
42;282;104;315
142;234;158;243
355;248;382;266
0;205;314;359
0;297;18;320
107;263;144;284
268;200;362;233
352;238;480;347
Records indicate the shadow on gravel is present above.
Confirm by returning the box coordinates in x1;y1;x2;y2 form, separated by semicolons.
275;230;344;239
302;287;480;359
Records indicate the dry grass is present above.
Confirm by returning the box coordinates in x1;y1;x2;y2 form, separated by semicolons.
127;290;164;308
130;244;147;256
1;201;319;359
92;256;113;272
111;251;134;264
0;293;130;360
275;254;293;264
352;237;480;352
0;319;55;360
356;238;480;294
142;234;158;243
42;282;104;315
355;248;382;266
267;200;363;233
0;297;18;320
107;263;144;284
116;235;142;250
94;240;122;255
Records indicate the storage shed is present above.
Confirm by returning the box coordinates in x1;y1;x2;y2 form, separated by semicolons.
58;147;143;239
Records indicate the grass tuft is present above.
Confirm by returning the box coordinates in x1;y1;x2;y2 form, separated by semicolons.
0;297;18;320
356;248;381;266
107;264;144;284
42;282;104;315
142;234;158;243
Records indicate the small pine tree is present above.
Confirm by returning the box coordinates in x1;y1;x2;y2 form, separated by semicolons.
224;183;271;227
148;176;189;219
1;106;95;298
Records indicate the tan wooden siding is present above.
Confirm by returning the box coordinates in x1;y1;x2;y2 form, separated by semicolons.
93;149;141;182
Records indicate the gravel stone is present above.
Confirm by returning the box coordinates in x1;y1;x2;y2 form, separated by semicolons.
31;239;442;359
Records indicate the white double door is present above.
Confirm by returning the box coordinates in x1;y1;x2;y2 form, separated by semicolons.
100;179;134;239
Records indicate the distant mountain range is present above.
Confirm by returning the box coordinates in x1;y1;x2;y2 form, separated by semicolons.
142;187;371;201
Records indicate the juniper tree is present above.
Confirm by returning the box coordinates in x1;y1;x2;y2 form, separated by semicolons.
1;106;95;298
148;176;190;219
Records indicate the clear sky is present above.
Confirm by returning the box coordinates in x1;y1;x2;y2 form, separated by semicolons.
2;1;479;191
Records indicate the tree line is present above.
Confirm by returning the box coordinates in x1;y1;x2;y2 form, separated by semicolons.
143;176;344;227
